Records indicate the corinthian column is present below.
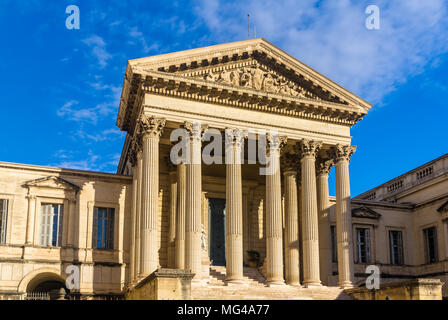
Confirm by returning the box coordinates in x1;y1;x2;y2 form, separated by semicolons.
265;134;287;286
175;163;186;269
184;121;208;279
282;152;301;286
129;146;138;282
297;139;322;287
135;151;143;277
138;115;166;277
330;144;356;289
224;129;245;284
316;158;334;286
167;158;177;268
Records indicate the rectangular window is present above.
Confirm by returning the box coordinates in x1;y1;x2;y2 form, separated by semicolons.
0;199;8;244
92;207;115;249
356;228;371;263
40;204;64;247
424;227;438;264
389;230;404;265
330;225;337;262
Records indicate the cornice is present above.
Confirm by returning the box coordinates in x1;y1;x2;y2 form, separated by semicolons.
117;69;366;133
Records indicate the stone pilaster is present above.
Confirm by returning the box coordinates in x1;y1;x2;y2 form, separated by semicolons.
167;158;177;269
175;163;186;269
265;134;287;286
329;144;356;289
224;129;245;284
282;152;301;286
184;121;208;279
316;158;334;286
139;115;166;277
25;194;36;244
297;139;322;287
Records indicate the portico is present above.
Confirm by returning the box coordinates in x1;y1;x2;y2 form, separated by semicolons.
117;38;371;290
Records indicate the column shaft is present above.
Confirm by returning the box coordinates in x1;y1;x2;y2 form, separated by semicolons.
185;122;205;279
168;171;177;268
175;163;186;269
284;171;300;286
129;164;138;281
225;130;244;283
135;153;143;277
265;137;286;285
335;159;354;288
140;135;160;276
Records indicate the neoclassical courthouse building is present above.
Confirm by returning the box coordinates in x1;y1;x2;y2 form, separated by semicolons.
0;39;447;300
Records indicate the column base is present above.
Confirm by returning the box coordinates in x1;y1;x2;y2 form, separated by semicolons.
339;282;354;289
302;281;322;288
225;279;248;287
266;280;286;287
286;281;301;287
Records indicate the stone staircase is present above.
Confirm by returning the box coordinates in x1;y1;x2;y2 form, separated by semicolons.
191;266;353;300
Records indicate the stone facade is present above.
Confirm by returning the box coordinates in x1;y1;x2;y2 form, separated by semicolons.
0;39;445;300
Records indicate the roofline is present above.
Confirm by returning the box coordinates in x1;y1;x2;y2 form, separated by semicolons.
355;152;448;198
126;38;372;111
0;161;132;182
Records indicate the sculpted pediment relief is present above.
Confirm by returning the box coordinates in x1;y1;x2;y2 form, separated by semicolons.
352;206;381;219
23;176;80;192
187;61;314;100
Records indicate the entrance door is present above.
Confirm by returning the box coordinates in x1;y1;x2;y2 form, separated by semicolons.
209;198;226;266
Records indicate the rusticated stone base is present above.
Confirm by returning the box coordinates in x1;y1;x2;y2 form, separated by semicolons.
125;268;194;300
345;278;444;300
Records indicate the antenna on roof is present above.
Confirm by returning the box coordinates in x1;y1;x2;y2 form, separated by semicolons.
248;14;250;39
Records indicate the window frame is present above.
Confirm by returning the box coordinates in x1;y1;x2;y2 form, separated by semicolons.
39;203;64;247
92;206;115;250
0;199;9;244
355;227;371;264
388;229;404;265
423;226;439;264
330;225;337;263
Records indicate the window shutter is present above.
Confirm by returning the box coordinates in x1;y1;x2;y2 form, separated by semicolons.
365;228;371;263
92;207;98;248
0;200;7;244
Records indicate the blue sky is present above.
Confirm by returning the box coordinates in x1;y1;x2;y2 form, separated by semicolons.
0;0;447;196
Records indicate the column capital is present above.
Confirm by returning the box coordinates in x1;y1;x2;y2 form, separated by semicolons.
316;158;334;176
296;139;322;158
137;114;166;138
281;152;300;174
224;128;247;148
266;133;287;152
183;121;208;142
328;144;356;163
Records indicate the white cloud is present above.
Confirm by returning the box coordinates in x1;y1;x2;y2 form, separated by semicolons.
82;35;112;68
194;0;448;104
57;100;98;124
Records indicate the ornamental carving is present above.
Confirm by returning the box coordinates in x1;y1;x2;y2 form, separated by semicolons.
266;134;287;152
328;144;356;162
316;158;334;176
297;139;322;158
224;128;247;148
197;64;311;99
183;121;209;142
137;114;166;138
281;152;300;173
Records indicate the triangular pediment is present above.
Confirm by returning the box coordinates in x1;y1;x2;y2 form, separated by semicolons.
352;206;381;219
24;176;80;191
437;200;448;213
127;38;372;108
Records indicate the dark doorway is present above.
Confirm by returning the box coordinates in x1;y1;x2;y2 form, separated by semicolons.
209;198;226;266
